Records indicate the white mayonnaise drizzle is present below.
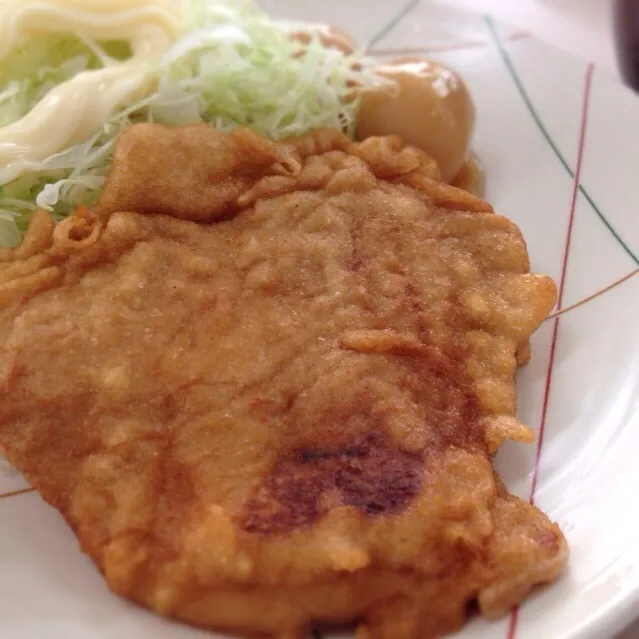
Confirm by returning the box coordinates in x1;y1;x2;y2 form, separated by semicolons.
0;0;184;183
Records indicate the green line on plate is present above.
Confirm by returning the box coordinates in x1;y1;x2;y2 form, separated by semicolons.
484;15;639;267
368;0;421;49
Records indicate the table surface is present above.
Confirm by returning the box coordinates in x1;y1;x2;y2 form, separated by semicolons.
442;2;635;638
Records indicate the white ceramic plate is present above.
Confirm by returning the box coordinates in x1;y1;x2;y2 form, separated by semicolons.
2;2;639;639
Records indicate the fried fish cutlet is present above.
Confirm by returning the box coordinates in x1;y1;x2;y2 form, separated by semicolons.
0;125;566;638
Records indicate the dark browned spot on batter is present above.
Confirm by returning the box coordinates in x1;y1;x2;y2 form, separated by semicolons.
241;432;422;535
241;300;486;536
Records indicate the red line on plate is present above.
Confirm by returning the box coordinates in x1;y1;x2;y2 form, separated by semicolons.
0;486;35;500
530;63;594;504
506;62;595;639
545;268;639;321
368;30;530;57
506;609;519;639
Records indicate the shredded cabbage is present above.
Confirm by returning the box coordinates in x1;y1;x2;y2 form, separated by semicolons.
0;0;383;247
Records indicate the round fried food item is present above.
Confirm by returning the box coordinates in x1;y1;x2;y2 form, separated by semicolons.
356;57;476;183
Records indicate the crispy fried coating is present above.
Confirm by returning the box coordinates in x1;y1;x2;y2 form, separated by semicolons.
0;125;565;639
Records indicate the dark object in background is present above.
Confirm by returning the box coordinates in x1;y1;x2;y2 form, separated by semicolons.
615;0;639;91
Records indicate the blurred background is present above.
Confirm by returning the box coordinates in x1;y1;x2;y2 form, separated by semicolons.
443;0;616;73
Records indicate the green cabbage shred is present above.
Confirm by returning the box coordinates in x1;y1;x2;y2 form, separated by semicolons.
0;0;382;247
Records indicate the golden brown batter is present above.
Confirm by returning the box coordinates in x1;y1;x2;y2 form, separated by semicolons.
0;126;565;639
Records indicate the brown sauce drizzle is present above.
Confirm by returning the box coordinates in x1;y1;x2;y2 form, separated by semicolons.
451;153;486;198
